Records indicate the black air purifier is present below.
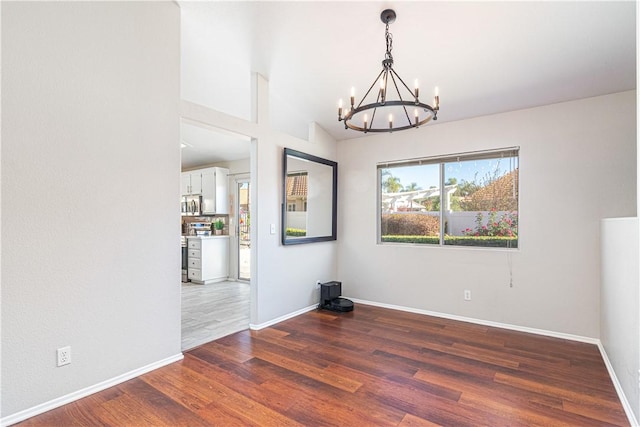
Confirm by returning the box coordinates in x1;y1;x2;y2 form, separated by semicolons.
319;281;354;312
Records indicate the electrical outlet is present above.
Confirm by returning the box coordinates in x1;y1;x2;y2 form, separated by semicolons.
464;290;471;301
316;280;322;289
57;346;71;367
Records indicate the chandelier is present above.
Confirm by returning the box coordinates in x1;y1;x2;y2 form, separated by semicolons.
338;9;440;133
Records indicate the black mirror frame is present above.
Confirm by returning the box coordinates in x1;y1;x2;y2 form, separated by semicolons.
282;148;338;245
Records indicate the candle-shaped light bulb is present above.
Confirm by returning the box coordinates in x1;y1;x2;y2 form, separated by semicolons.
414;108;419;126
389;113;393;130
350;87;355;107
379;78;385;102
434;86;440;110
414;79;419;99
364;113;368;131
338;99;343;119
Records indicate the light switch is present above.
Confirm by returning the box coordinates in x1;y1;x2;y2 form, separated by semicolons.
270;224;276;234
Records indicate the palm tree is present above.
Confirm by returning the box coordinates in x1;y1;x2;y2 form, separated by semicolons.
404;182;421;192
382;176;403;193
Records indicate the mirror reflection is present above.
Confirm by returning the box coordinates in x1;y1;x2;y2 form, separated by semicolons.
282;148;337;245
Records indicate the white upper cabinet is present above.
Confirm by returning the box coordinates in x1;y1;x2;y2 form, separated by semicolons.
181;171;202;195
201;167;229;214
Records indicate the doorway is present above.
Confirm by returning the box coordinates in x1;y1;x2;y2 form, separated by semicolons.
180;120;252;351
236;177;251;281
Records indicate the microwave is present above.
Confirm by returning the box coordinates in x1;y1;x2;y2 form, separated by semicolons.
181;195;202;216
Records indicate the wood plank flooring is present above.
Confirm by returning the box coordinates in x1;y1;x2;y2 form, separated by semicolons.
19;304;629;426
181;281;250;351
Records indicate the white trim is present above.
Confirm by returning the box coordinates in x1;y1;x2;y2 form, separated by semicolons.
597;343;640;427
249;304;317;330
1;353;184;427
349;298;599;344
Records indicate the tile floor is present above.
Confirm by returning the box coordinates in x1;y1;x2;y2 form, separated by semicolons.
181;280;250;350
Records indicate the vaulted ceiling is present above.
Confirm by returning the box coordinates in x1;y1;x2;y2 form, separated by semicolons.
179;1;636;164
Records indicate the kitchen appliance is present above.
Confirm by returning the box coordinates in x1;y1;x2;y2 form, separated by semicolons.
181;236;188;282
181;195;202;216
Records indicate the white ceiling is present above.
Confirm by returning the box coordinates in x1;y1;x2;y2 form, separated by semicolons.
179;1;636;159
180;121;251;169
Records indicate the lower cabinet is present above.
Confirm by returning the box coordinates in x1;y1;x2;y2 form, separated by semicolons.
187;236;229;284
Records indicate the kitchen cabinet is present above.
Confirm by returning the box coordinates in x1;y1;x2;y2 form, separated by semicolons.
187;236;229;284
181;171;202;195
201;167;229;214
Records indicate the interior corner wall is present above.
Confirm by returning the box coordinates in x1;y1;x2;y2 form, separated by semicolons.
337;91;636;338
1;2;181;419
253;121;339;325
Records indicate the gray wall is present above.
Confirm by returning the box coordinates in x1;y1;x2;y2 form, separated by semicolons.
1;1;181;418
337;91;636;338
601;218;639;422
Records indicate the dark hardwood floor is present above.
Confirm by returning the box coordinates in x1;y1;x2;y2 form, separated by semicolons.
19;304;629;426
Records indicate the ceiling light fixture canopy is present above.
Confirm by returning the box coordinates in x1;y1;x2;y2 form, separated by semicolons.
338;9;440;133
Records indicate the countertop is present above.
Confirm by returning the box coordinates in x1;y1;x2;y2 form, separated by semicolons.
185;235;229;239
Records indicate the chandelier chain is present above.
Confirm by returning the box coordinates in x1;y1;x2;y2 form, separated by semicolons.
385;22;393;63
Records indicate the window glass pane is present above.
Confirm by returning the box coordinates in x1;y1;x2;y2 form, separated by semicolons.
444;156;518;248
380;164;441;244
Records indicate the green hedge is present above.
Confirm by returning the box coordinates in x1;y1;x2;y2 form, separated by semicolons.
381;235;440;244
381;235;518;248
286;228;307;237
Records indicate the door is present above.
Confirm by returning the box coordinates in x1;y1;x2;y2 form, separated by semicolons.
236;178;250;281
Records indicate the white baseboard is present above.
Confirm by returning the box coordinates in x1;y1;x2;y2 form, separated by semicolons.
597;343;640;427
249;303;317;330
348;297;600;344
1;353;184;427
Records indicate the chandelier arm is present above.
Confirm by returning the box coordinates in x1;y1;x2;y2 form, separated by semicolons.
388;71;413;126
390;68;418;102
357;69;386;110
388;70;403;102
370;106;378;129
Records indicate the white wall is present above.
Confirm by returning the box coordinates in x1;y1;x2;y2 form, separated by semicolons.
180;3;252;121
1;2;181;420
601;217;639;422
253;122;338;324
337;91;636;338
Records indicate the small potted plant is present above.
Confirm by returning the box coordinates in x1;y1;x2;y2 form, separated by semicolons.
213;219;224;235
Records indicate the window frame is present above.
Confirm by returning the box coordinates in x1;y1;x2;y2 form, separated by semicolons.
377;147;520;249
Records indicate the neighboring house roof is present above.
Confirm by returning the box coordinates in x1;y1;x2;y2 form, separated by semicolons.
286;174;307;198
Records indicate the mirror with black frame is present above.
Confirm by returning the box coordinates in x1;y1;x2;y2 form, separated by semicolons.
282;148;337;245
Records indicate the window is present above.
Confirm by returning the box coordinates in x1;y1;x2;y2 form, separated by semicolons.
378;148;519;248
